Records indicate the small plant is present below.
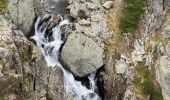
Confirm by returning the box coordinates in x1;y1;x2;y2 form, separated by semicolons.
119;0;148;33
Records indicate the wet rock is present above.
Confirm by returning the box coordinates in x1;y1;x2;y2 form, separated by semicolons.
60;32;104;77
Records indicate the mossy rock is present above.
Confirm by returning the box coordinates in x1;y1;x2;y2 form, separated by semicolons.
133;61;163;100
0;0;9;13
22;73;34;98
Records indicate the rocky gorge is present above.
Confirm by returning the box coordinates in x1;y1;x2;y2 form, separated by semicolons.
0;0;170;100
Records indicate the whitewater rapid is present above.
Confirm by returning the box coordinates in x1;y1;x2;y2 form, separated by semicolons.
31;16;100;100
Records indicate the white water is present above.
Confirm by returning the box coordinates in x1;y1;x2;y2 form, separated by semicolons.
31;16;100;100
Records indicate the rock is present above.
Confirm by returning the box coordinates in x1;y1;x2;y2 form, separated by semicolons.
115;59;128;74
156;55;170;100
67;2;80;18
60;32;104;77
47;67;64;100
131;39;145;64
0;16;70;99
86;2;98;10
103;1;113;9
8;0;35;34
78;19;91;26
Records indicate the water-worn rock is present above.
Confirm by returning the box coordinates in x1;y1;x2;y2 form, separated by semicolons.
8;0;35;34
61;32;104;77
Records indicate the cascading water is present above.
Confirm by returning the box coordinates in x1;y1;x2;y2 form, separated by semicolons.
31;16;100;100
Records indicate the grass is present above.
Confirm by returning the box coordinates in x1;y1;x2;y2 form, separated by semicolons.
133;61;163;100
119;0;148;33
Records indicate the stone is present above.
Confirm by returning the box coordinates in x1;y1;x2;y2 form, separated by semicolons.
103;1;113;9
47;66;64;100
131;39;145;64
78;19;91;26
115;59;128;74
156;55;170;100
8;0;35;34
0;15;70;99
68;3;80;18
60;32;104;77
86;2;98;10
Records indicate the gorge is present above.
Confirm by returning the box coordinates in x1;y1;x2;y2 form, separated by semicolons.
1;0;170;100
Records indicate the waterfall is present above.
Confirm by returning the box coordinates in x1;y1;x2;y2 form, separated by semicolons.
31;16;100;100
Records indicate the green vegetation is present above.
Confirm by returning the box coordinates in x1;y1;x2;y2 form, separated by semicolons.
0;0;9;13
22;73;33;98
0;95;6;100
133;61;163;100
119;0;148;33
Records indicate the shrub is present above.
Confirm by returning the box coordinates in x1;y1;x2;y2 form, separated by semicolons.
119;0;148;33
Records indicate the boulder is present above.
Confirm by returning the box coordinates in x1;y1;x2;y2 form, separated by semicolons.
8;0;35;34
60;32;104;77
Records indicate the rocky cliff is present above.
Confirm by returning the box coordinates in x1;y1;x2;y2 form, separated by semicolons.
0;0;170;100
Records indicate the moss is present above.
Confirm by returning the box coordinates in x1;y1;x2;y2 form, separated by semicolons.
0;58;4;65
133;61;163;100
22;73;33;98
0;95;7;100
119;0;148;33
0;0;9;13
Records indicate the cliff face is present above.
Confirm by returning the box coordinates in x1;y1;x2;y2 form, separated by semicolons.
0;0;170;100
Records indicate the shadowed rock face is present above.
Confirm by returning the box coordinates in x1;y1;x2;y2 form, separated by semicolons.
0;16;72;100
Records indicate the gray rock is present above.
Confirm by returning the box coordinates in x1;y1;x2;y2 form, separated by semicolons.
103;1;113;9
78;19;91;25
8;0;35;34
0;16;72;99
115;59;128;74
156;55;170;100
86;2;98;10
60;32;104;77
131;39;145;64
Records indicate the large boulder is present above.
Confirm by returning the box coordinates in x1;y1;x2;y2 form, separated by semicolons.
8;0;35;34
60;32;104;77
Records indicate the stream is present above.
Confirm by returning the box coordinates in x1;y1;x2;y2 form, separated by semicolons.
30;16;101;100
